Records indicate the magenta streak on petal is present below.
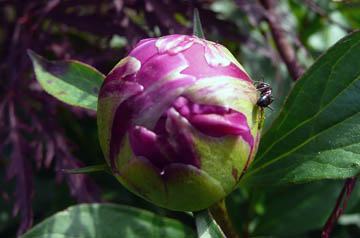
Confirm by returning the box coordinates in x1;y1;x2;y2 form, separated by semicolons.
190;113;250;138
128;109;201;171
127;38;157;65
128;53;195;127
166;108;201;169
133;53;190;89
105;81;143;171
133;78;195;125
99;80;143;99
99;58;142;98
179;43;252;82
100;58;144;170
156;35;194;55
126;79;198;169
129;126;176;170
172;96;254;156
109;100;134;170
204;43;230;67
240;130;260;179
190;103;228;115
153;115;168;136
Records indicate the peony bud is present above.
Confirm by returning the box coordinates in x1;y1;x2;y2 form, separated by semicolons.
97;34;262;211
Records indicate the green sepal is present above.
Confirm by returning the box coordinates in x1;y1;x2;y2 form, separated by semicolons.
64;164;110;174
193;9;205;39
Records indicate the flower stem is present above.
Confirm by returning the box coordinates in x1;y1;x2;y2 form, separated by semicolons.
209;199;239;238
321;178;358;238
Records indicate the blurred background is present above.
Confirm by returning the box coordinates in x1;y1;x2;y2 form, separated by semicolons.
1;0;360;237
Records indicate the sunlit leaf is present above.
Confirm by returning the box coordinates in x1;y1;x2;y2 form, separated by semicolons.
28;50;105;111
194;209;225;238
242;31;360;185
23;204;195;238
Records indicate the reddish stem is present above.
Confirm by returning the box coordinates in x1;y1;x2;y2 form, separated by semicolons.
261;0;304;81
321;178;358;238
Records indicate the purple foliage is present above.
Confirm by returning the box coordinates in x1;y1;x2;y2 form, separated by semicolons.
54;133;103;203
6;103;34;236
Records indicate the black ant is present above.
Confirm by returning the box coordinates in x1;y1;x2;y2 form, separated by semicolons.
254;79;274;111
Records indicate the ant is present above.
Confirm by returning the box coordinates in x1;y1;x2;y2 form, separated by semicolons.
254;78;274;111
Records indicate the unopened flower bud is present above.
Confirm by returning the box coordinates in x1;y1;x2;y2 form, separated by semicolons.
97;34;262;211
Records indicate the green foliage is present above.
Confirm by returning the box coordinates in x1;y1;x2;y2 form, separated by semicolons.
23;204;195;238
254;180;350;235
228;180;360;236
28;50;105;111
242;31;360;185
194;210;224;238
64;164;110;174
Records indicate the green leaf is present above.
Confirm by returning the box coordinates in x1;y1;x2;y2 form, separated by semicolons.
28;50;105;111
253;180;345;236
243;31;360;185
194;209;225;238
64;164;109;174
23;204;195;238
227;180;360;236
193;9;205;39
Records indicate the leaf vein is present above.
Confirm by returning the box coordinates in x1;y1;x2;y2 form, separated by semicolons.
256;53;360;163
247;108;360;178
